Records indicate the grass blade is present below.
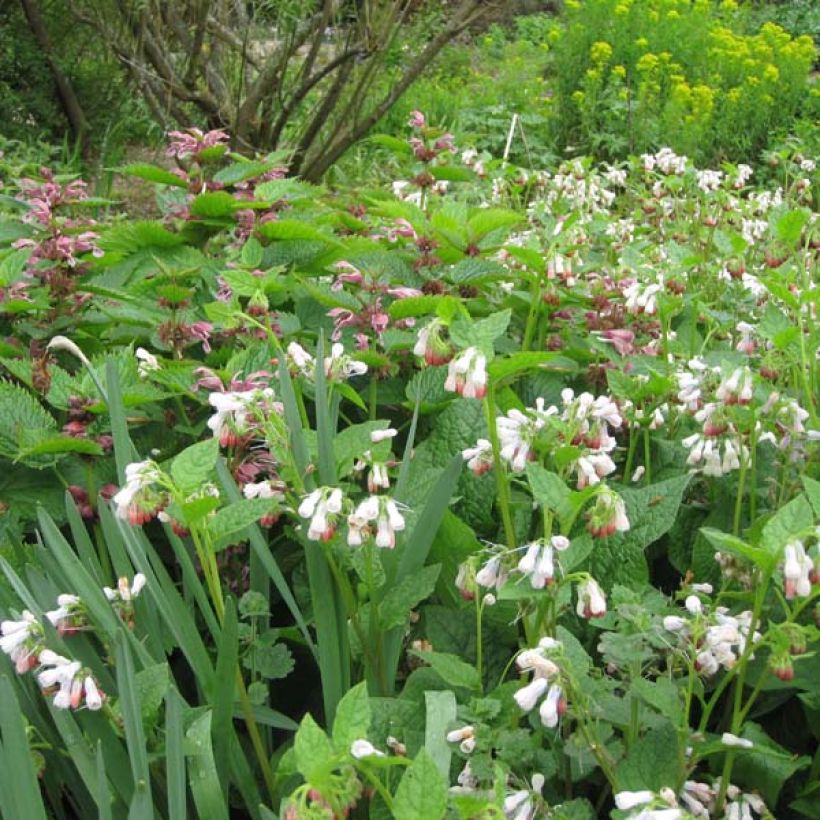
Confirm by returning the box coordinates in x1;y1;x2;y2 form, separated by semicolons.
314;333;337;485
114;633;153;813
186;711;229;820
96;741;112;820
105;357;138;483
0;675;48;820
166;689;187;820
394;393;421;502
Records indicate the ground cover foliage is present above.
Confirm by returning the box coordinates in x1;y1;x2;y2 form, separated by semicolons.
0;108;817;819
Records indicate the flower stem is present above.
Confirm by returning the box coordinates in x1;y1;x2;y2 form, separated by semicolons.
484;383;516;548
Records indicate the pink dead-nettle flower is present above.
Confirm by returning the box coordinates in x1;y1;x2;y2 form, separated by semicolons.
407;110;426;129
166;127;230;160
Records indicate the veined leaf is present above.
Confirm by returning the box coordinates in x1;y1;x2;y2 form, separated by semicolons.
119;163;189;188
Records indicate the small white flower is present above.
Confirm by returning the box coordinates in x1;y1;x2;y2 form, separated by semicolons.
615;790;655;810
539;684;562;728
685;595;703;615
721;733;754;749
135;347;160;378
370;428;398;443
350;739;384;759
514;676;548;712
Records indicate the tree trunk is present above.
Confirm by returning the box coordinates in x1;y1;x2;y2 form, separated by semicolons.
19;0;90;152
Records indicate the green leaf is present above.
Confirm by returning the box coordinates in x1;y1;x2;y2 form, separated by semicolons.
240;237;264;268
258;220;338;244
368;134;413;156
616;720;682;792
803;477;820;518
207;498;273;542
393;749;447;820
380;565;442;630
449;309;511;352
467;208;522;240
119;163;188;188
430;165;475;182
700;528;775;572
294;713;336;784
424;690;457;779
250;643;294;680
186;711;229;820
591;475;692;588
773;207;810;245
114;634;154;809
213;160;278;186
171;438;219;494
389;295;460;320
730;722;811;805
333;682;372;750
165;690;186;820
333;421;392;477
761;494;814;557
0;379;59;467
190;191;239;218
0;676;47;820
489;351;577;383
409;649;480;690
526;463;573;525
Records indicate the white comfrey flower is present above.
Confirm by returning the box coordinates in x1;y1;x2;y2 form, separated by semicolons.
576;577;607;618
45;594;82;632
102;573;147;603
735;321;756;354
414;318;452;365
716;367;754;405
503;773;544;820
475;556;505;589
696;169;723;192
721;733;754;749
112;460;163;522
37;651;83;709
623;281;662;315
370;428;397;444
446;725;476;754
514;676;549;712
0;610;43;672
573;451;617;489
286;342;315;378
206;387;276;446
83;676;103;711
350;739;384;759
782;540;813;599
298;487;344;542
346;495;406;549
539;684;563;728
135;347;160;378
243;480;283;501
444;347;487;399
462;438;493;476
325;343;367;380
615;791;656;811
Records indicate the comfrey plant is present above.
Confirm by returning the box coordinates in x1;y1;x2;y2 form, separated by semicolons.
0;120;817;818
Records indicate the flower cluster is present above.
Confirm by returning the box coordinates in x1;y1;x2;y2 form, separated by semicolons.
1;574;145;710
513;638;566;728
663;591;761;677
444;346;488;400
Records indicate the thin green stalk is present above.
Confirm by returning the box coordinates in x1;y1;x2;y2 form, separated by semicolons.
642;427;652;484
191;526;277;803
475;594;484;693
732;455;748;537
484;383;516;548
522;276;541;352
623;425;639;483
368;376;378;421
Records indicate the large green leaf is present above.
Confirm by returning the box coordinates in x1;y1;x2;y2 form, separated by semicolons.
393;749;447;820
